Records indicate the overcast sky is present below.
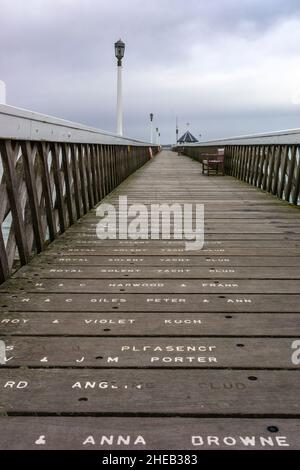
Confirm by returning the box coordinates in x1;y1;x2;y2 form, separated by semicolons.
1;0;300;143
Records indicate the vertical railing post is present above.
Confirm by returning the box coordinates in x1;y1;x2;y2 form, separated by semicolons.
21;141;44;252
70;143;83;219
285;146;297;202
0;140;30;264
51;142;67;233
292;146;300;205
272;146;282;196
278;145;289;200
38;142;57;241
61;143;75;226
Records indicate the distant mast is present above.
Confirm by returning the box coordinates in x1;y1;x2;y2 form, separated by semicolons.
0;81;6;104
176;116;178;144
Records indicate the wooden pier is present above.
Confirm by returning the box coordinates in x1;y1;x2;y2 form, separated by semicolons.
0;147;300;449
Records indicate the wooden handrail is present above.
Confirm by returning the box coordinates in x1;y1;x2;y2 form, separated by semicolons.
178;142;300;207
224;144;300;205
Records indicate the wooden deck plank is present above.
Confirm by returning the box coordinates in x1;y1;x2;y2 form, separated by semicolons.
44;247;300;256
1;292;300;312
3;278;300;294
0;417;298;449
28;255;300;266
12;264;300;279
59;232;300;239
0;336;298;368
0;312;299;336
0;369;299;415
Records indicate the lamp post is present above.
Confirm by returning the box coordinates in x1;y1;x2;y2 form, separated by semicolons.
150;113;154;143
114;39;125;136
156;127;159;145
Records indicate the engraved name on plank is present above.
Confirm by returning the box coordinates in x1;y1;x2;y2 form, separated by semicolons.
35;280;231;288
118;343;218;364
55;257;231;264
82;434;290;448
29;432;290;448
2;295;254;308
0;316;205;329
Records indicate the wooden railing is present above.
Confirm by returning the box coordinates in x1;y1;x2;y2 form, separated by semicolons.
177;129;300;207
0;105;158;282
224;144;300;205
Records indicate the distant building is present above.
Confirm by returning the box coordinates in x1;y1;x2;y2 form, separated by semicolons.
177;131;198;143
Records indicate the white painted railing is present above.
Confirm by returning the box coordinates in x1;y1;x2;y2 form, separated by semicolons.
0;104;159;282
0;104;152;146
180;128;300;146
177;129;300;207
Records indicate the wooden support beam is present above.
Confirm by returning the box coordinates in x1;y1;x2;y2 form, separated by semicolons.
0;140;30;264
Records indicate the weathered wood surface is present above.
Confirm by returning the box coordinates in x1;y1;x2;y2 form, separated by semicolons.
59;232;300;239
0;336;298;368
32;253;300;266
42;247;300;256
61;226;300;233
28;255;300;266
12;265;300;279
0;369;299;414
1;292;300;312
0;312;299;336
0;417;298;449
0;150;300;450
3;278;300;293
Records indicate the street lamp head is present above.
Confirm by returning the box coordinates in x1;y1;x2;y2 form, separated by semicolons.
150;113;153;121
114;39;125;66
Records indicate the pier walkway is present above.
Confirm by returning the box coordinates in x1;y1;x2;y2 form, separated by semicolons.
0;150;300;449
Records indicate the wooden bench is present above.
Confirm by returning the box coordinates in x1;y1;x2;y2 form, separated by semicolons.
202;149;225;176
